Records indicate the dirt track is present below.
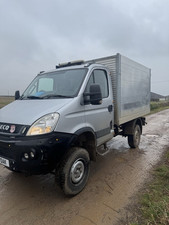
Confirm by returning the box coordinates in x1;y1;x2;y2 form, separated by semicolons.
0;109;169;225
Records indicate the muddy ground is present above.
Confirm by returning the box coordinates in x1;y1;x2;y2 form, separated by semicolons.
0;109;169;225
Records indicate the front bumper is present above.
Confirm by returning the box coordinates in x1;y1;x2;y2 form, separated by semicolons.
0;132;76;175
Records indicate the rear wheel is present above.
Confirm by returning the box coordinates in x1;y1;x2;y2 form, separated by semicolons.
128;124;141;148
56;147;90;196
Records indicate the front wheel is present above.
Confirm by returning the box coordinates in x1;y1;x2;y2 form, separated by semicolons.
56;147;90;196
128;124;141;148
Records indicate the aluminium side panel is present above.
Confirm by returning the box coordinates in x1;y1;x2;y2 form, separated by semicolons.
119;54;151;125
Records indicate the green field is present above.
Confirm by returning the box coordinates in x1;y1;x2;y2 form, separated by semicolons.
0;96;14;109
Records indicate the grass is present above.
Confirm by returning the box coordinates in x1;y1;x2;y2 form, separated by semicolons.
141;160;169;224
0;96;14;109
150;101;169;114
129;151;169;225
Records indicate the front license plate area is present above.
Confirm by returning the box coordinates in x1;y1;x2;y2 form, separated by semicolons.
0;156;9;167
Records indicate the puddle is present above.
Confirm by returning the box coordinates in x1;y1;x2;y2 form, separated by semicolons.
145;134;159;138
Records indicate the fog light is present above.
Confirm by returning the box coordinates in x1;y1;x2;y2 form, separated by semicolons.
30;151;35;158
24;153;29;159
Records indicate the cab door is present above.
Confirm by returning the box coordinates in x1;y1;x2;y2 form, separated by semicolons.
84;68;114;146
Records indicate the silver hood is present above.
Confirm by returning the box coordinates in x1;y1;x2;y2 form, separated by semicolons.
0;99;72;125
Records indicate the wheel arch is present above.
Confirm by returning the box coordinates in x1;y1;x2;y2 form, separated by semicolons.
73;128;97;161
123;118;143;136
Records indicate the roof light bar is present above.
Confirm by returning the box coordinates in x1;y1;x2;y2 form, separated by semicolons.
56;60;84;69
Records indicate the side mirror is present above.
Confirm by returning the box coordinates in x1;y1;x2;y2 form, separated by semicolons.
90;84;102;105
15;90;20;100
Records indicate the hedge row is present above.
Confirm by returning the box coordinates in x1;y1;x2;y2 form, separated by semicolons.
150;101;169;110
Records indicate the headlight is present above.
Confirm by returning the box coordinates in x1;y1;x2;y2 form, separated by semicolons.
26;113;59;136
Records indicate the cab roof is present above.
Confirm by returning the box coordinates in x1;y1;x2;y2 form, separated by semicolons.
39;60;106;75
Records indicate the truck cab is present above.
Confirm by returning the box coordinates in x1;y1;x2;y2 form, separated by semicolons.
0;61;115;195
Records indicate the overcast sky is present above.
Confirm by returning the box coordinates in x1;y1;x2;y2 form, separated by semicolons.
0;0;169;96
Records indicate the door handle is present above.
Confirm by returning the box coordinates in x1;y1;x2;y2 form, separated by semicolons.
108;105;113;112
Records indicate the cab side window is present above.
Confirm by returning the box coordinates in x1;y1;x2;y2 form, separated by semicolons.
85;69;109;98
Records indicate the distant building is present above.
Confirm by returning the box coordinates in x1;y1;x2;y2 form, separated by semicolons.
151;92;166;101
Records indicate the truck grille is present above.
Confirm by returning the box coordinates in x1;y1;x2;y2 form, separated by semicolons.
0;142;16;159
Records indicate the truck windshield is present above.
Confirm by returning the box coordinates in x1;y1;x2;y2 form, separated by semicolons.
21;68;88;99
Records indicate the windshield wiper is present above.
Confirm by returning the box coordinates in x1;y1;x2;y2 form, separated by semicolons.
42;94;73;99
21;94;73;100
26;95;43;99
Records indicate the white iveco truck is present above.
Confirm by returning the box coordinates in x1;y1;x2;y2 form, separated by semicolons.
0;53;151;196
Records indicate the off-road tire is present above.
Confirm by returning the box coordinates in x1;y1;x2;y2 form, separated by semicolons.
128;124;141;148
56;147;90;196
